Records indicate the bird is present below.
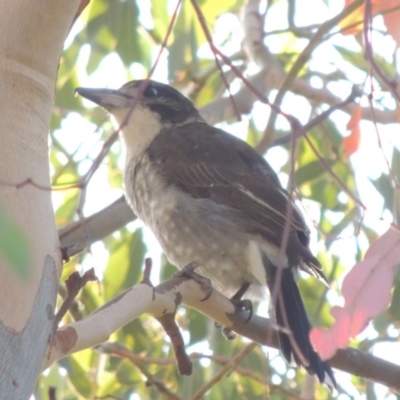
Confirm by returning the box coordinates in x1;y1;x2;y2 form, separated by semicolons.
75;79;336;388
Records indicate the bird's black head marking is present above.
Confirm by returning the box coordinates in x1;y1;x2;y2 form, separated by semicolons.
121;80;202;125
144;84;159;98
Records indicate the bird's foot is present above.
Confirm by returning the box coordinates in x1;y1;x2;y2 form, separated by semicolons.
231;298;253;322
215;283;253;340
173;261;212;301
231;282;253;322
213;323;237;340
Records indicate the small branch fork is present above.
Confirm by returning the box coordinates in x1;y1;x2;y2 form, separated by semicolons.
52;268;98;338
143;258;194;375
156;313;192;376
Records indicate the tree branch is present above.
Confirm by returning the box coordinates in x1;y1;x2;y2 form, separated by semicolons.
199;63;396;132
43;272;400;392
58;196;135;251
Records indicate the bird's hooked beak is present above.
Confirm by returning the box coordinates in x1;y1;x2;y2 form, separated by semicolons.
75;87;132;111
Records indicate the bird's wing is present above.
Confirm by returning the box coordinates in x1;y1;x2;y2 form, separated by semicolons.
147;122;321;271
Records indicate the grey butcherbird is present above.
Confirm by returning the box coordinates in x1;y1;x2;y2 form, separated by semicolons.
75;80;336;388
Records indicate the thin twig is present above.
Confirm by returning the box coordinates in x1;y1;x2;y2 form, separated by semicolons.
53;268;98;335
190;343;258;400
259;0;364;152
363;0;400;103
100;343;182;400
269;86;362;148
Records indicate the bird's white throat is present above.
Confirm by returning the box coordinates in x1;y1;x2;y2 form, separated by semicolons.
111;105;163;165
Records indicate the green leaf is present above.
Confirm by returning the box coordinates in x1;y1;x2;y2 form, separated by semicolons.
310;179;337;209
108;1;142;66
55;192;79;226
335;45;396;80
59;355;93;397
195;67;227;108
325;207;360;247
201;0;243;22
159;255;177;282
85;0;110;39
86;46;109;75
372;310;392;334
104;228;146;300
0;204;30;279
115;359;141;385
296;159;335;186
80;281;103;316
168;0;201;81
370;173;393;212
54;73;81;111
151;0;170;43
187;308;208;345
389;278;400;323
392;147;400;181
391;147;400;222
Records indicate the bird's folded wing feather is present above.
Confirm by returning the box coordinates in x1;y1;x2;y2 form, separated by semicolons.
147;122;313;256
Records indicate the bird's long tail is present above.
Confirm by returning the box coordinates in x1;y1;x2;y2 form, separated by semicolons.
264;257;336;389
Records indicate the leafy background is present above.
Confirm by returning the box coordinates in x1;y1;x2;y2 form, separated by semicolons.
31;0;400;399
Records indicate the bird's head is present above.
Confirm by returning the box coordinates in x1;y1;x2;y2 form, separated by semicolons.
75;80;203;160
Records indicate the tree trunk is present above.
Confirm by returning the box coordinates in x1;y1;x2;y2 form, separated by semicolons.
0;0;79;397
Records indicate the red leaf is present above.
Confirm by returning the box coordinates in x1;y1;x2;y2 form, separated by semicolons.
380;0;400;46
310;226;400;360
343;104;362;156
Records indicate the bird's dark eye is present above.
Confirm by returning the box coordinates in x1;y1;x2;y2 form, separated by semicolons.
145;86;158;97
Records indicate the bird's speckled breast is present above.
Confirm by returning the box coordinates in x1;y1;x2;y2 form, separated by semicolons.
124;154;264;297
